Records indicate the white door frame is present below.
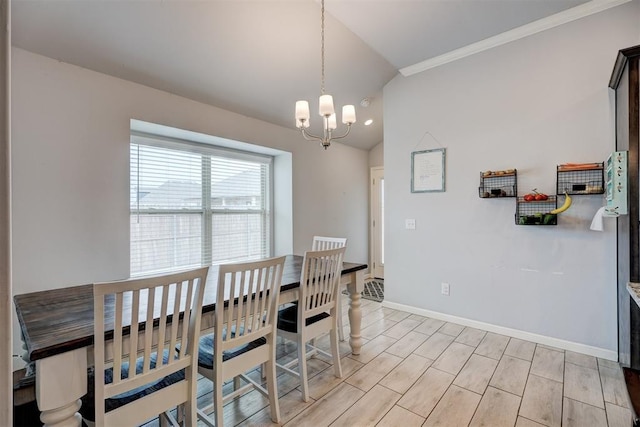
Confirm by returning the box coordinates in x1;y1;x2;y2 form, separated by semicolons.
1;0;12;424
370;167;384;279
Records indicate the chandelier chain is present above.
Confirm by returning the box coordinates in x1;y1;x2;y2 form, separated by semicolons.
320;0;325;95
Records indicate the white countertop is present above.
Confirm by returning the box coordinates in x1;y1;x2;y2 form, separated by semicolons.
627;282;640;308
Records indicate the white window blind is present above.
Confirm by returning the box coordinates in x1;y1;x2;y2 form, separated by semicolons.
130;134;272;276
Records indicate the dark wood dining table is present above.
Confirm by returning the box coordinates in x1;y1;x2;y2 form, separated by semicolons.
14;255;367;427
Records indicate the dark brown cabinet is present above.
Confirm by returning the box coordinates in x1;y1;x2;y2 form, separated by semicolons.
610;45;640;368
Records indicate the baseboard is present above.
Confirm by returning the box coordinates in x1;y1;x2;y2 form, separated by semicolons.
382;300;617;361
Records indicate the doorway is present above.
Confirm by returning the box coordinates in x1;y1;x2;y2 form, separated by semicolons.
370;167;384;279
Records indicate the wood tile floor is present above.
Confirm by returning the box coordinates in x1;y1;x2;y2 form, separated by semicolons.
144;299;635;427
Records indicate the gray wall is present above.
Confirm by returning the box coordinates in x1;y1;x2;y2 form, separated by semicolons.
383;2;640;358
10;48;371;367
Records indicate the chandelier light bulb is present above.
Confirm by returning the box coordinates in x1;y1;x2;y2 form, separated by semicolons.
328;113;337;130
319;94;335;117
295;100;310;121
342;105;356;125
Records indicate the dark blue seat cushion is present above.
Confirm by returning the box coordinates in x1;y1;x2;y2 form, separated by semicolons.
277;304;330;333
196;328;267;370
80;349;184;421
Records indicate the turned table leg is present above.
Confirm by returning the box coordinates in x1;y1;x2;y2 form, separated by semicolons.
36;348;87;427
346;269;365;355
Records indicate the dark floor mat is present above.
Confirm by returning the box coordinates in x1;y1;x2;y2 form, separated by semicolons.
344;278;384;302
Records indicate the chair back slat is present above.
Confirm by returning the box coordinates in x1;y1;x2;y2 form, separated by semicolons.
169;281;182;358
179;282;194;361
215;257;286;353
128;289;140;378
92;266;209;423
94;293;106;411
246;268;258;331
251;267;266;331
223;272;236;342
112;292;123;384
236;272;246;337
299;247;345;327
311;236;347;251
156;285;170;365
142;288;156;372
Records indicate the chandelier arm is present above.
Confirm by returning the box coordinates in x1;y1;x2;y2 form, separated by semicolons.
324;124;352;141
300;128;324;142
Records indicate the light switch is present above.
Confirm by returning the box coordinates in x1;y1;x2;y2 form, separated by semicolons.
405;219;416;229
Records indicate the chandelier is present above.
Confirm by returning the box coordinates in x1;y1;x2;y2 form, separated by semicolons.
294;0;356;149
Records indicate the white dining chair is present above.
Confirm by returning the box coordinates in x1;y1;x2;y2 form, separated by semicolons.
312;236;347;341
276;247;345;402
196;256;286;427
84;266;209;427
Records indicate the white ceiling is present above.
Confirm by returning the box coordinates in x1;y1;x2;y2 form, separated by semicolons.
11;0;620;151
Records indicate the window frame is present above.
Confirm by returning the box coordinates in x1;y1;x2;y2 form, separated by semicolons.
130;132;274;276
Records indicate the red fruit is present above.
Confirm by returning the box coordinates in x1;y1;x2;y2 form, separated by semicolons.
524;194;535;202
530;189;548;201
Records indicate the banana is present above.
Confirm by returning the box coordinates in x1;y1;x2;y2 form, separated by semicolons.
550;192;572;214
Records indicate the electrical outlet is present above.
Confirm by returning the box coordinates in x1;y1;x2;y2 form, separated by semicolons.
441;282;450;296
405;219;416;229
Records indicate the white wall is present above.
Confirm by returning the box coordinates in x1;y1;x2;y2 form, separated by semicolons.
10;48;370;366
383;2;640;358
369;141;384;168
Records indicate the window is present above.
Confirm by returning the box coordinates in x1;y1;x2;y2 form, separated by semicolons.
130;134;272;276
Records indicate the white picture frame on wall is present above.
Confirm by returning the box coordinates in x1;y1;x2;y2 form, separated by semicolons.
411;148;446;193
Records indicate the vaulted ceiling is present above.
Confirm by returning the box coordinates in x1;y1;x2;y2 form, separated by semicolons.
13;0;621;150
